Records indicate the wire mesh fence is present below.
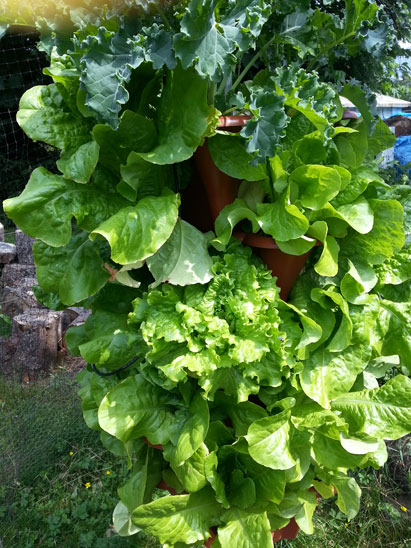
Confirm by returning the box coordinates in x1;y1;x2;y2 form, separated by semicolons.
0;28;91;535
0;26;58;227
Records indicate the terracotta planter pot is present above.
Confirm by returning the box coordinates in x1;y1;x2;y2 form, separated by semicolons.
240;233;314;301
204;519;299;546
156;479;178;496
342;109;358;119
142;437;163;450
271;518;299;542
204;528;216;548
182;116;251;231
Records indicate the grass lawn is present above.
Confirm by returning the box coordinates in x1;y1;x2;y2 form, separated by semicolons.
0;371;410;548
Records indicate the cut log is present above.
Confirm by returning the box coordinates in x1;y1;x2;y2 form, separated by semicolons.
11;308;62;379
1;264;36;290
0;242;16;265
0;336;17;374
1;278;42;317
15;229;35;264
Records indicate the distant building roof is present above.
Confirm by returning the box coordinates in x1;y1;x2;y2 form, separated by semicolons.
340;93;411;109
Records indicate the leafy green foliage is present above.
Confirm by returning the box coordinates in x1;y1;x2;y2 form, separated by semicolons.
2;3;411;547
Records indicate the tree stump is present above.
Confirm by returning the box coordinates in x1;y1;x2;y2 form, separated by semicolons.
1;264;36;291
15;229;35;264
0;242;16;265
11;308;62;380
1;277;41;317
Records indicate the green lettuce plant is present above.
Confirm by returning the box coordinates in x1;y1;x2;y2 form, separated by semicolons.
2;1;411;547
70;242;411;547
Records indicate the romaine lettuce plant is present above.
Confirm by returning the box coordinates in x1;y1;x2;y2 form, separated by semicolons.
2;1;411;547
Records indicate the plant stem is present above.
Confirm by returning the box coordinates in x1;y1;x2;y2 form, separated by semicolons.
306;31;356;72
208;82;216;106
221;106;243;115
156;5;173;32
266;158;275;203
230;35;277;94
217;71;232;96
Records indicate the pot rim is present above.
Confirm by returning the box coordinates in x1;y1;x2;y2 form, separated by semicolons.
217;115;251;128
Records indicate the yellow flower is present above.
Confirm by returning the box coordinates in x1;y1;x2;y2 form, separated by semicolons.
401;506;407;512
85;482;91;489
106;470;110;475
69;451;74;456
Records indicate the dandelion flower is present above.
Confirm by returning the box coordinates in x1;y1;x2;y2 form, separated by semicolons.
401;506;407;512
85;482;91;489
69;451;74;456
106;471;110;475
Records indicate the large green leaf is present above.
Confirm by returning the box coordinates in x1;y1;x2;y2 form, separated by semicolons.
331;375;411;440
118;446;163;512
340;260;377;303
340;83;376;133
80;28;145;127
318;196;374;235
290;165;341;210
174;0;234;82
164;392;209;468
174;0;270;82
91;192;179;264
77;313;140;369
342;199;404;265
139;65;212;164
98;375;177;445
378;301;411;368
216;395;267;437
172;443;209;493
228;469;256;510
246;411;296;470
113;502;141;537
238;454;286;505
3;167;126;246
205;451;229;508
147;220;214;287
76;369;118;431
311;288;353;352
218;509;273;548
144;24;177;70
16;84;92;151
294;490;317;534
300;346;367;409
241;88;288;161
115;446;163;536
311;432;369;471
332;475;361;520
274;67;339;135
208;134;266;181
119;152;170;201
33;232;109;306
307;221;339;277
57;141;100;183
131;487;221;545
257;187;309;241
212;199;260;250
